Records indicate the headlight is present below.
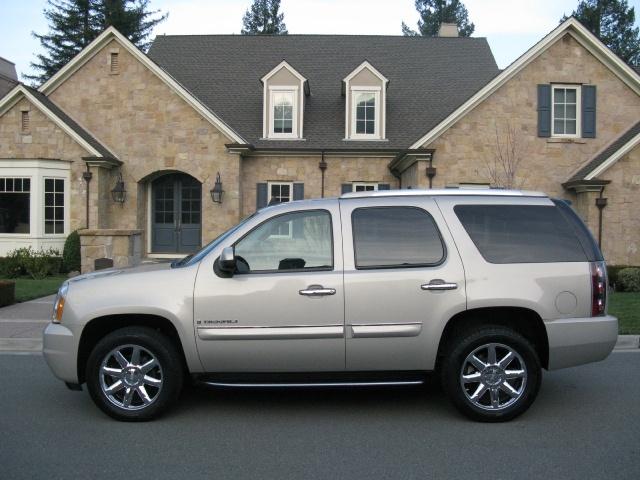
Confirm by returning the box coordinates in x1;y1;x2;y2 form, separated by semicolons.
52;282;69;324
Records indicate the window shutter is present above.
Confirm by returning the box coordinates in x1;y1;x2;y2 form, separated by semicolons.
537;84;551;138
378;183;391;190
582;85;596;138
256;183;268;209
293;182;304;200
341;184;352;194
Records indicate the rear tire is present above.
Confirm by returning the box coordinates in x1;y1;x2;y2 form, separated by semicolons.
86;326;184;421
440;326;541;422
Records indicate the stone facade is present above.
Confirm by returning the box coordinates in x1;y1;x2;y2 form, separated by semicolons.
79;229;142;272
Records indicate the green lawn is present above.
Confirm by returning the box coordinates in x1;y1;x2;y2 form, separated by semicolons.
1;276;66;303
609;292;640;334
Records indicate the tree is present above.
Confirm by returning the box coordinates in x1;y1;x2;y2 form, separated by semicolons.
402;0;475;37
484;122;527;189
27;0;166;85
563;0;640;66
241;0;287;35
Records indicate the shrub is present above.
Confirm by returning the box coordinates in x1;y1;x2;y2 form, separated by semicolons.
63;231;81;273
606;265;632;288
0;247;61;280
0;280;15;306
617;267;640;292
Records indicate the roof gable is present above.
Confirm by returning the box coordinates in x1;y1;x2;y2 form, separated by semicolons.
408;17;640;150
261;60;307;83
39;26;245;144
0;84;115;158
343;61;388;84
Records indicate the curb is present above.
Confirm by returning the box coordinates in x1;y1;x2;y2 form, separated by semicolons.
614;335;640;350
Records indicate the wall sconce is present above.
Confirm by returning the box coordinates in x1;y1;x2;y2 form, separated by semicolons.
210;172;224;204
111;172;126;204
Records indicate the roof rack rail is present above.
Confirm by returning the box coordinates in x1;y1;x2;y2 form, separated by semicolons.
340;188;547;199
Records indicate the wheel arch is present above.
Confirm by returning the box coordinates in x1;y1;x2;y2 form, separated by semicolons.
77;314;189;384
436;307;549;370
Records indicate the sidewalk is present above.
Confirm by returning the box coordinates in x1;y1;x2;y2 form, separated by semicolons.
0;295;54;352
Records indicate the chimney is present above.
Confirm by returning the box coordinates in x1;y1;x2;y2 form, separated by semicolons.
438;23;459;38
0;57;17;80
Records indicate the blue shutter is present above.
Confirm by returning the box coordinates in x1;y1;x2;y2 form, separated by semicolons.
341;184;352;194
378;183;391;190
537;84;551;138
293;183;304;200
582;85;596;138
256;183;268;209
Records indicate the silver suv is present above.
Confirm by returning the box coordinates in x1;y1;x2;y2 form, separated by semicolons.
43;190;618;422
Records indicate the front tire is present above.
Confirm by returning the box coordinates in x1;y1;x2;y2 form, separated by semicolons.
440;326;541;422
86;327;184;421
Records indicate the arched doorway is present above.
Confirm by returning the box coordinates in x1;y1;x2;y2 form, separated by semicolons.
151;173;201;254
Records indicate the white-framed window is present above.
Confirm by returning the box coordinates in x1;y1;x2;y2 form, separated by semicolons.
268;88;298;139
552;84;581;137
44;178;65;234
351;88;380;139
0;177;31;234
352;183;378;192
267;182;293;237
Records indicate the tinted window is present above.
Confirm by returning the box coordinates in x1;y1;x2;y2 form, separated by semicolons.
352;207;445;269
235;210;332;272
454;205;587;263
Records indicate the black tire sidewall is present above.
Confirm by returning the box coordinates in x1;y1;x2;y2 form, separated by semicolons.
86;327;183;421
441;327;542;422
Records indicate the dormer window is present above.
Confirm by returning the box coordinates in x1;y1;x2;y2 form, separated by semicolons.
344;61;388;141
261;61;308;140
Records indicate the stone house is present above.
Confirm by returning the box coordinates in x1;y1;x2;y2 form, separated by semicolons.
0;18;639;271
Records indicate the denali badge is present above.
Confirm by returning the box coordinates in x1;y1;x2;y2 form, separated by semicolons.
197;319;239;325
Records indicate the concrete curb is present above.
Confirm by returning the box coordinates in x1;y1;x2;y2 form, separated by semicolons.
615;335;640;350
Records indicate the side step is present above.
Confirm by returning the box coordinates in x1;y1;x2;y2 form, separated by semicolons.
200;380;424;388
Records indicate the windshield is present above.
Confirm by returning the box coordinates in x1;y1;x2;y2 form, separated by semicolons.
172;213;256;268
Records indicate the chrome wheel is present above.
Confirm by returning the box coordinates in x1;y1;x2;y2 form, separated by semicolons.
99;344;163;411
460;343;527;411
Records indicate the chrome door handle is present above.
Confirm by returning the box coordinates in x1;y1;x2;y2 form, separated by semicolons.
299;285;336;297
421;281;458;291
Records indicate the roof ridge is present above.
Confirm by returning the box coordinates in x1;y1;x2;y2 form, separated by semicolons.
153;33;487;39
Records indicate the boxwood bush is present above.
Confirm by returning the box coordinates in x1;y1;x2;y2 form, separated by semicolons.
617;267;640;292
62;231;81;273
0;247;61;280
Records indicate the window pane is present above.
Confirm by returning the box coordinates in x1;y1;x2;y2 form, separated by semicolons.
274;105;284;118
44;178;53;192
566;120;576;135
274;119;284;132
0;192;30;233
565;104;576;120
23;179;30;192
280;184;290;196
45;221;54;234
55;222;64;234
45;193;54;207
554;104;565;119
454;205;586;263
554;89;565;102
553;119;564;135
283;119;292;133
565;89;576;103
6;178;13;191
366;120;375;134
356;120;366;134
352;207;444;268
235;210;333;272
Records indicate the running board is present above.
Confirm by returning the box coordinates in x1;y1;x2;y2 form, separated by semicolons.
200;380;424;388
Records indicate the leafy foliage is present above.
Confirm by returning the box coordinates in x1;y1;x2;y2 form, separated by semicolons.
616;267;640;292
27;0;167;84
562;0;640;66
402;0;475;37
63;230;82;273
0;247;62;280
241;0;288;35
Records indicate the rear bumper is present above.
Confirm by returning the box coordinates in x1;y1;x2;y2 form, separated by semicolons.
42;323;79;384
545;315;618;370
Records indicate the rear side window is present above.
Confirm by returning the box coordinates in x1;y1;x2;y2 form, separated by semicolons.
352;206;445;269
454;204;587;263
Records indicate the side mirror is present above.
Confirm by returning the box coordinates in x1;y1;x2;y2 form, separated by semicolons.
214;246;236;278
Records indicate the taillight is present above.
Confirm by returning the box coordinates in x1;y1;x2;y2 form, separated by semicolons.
590;261;607;317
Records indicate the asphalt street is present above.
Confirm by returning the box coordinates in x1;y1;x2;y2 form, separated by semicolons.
0;351;638;480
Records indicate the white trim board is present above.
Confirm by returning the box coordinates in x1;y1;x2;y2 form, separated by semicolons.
0;85;105;157
585;131;640;180
408;17;640;150
38;26;245;145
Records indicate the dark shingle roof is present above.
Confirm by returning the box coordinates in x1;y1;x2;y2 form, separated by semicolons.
568;120;640;182
0;75;18;98
148;34;499;150
26;87;116;159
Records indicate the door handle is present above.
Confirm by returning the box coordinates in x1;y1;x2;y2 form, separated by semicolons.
299;285;336;297
421;280;458;291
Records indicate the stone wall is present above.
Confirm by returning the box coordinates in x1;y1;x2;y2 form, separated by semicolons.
79;229;142;273
49;39;242;250
240;154;398;217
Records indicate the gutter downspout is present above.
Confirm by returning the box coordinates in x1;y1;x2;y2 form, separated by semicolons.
319;151;327;198
82;165;93;229
426;153;436;189
595;186;608;249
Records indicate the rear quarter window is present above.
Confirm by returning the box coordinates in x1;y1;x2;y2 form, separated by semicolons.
454;204;587;263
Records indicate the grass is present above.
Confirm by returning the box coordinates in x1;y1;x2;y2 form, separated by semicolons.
1;276;67;303
608;292;640;335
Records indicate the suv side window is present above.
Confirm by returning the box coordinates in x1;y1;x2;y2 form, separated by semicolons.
234;209;333;272
352;206;445;269
454;204;587;263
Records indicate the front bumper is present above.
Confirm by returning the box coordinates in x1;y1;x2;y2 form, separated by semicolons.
545;315;618;370
43;323;79;384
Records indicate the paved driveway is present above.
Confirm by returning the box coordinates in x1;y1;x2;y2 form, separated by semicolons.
0;351;638;479
0;295;53;351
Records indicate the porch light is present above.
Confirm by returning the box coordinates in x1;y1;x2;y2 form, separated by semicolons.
111;172;126;204
210;172;224;204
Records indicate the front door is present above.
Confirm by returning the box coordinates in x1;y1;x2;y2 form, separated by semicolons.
193;203;345;372
152;174;201;254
